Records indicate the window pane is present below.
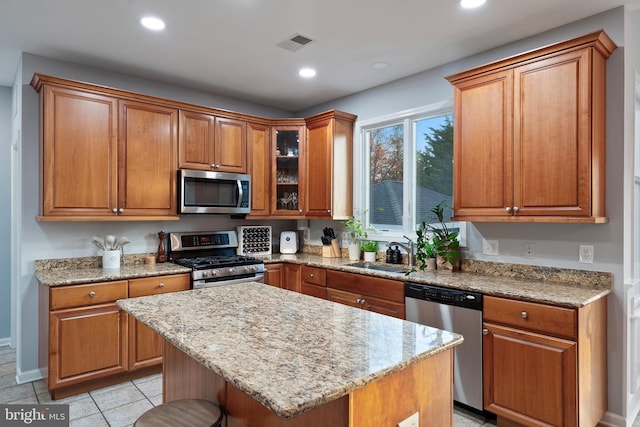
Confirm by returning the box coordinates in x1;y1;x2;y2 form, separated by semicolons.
368;124;403;228
415;115;454;225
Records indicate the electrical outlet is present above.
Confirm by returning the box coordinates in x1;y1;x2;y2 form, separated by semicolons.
524;242;535;258
397;412;419;427
579;245;594;263
482;239;499;256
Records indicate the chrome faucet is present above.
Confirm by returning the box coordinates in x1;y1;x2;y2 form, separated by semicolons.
386;235;414;270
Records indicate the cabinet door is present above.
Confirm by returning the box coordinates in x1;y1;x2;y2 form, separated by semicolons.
246;122;271;217
327;288;362;310
49;304;127;389
283;263;301;293
452;70;513;219
119;100;178;217
128;274;190;370
271;125;305;217
305;118;332;218
215;117;247;173
41;85;118;217
483;322;577;426
178;109;215;170
264;263;284;288
362;296;405;319
513;49;592;217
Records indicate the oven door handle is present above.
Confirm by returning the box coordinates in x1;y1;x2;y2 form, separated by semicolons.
192;273;264;289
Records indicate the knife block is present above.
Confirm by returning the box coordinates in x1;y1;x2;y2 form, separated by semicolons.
322;240;341;258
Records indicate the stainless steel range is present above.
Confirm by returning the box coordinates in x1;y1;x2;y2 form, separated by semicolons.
168;230;265;289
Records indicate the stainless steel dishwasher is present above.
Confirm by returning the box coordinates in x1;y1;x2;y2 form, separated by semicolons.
405;282;483;412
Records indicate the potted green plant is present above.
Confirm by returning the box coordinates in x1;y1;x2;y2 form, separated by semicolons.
359;240;379;262
344;211;368;261
426;201;460;271
415;226;437;271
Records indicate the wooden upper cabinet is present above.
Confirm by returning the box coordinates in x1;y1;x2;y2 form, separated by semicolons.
39;85;118;218
178;110;215;169
451;70;513;219
246;121;271;217
178;110;247;173
304;111;356;220
447;30;616;223
215;117;247;173
31;74;179;221
119;100;178;217
271;123;306;218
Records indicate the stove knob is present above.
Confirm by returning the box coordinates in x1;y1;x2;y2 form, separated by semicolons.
202;271;210;278
211;270;219;276
229;268;236;274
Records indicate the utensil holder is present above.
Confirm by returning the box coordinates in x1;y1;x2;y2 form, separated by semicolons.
103;250;121;269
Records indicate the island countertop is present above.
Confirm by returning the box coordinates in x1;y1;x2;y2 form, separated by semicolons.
117;282;463;419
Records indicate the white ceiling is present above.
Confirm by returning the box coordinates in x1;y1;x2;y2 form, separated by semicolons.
0;0;637;111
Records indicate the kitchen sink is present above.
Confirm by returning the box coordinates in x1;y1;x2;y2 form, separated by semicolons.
346;262;408;274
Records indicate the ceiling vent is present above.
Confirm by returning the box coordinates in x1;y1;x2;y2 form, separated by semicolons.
276;33;315;52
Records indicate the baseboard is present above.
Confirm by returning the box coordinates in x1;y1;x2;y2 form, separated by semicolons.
16;367;43;385
598;411;626;427
0;338;12;347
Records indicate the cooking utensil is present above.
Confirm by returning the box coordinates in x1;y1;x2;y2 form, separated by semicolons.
91;236;106;251
113;236;130;250
105;235;115;250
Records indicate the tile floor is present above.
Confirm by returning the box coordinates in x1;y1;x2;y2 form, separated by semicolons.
0;345;498;426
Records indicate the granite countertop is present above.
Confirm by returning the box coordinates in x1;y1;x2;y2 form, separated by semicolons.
35;251;612;307
35;256;191;286
261;253;612;308
117;282;462;418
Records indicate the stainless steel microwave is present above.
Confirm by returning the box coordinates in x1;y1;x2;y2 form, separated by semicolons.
178;169;251;214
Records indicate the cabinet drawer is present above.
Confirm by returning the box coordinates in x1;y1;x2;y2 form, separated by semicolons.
129;274;190;298
50;280;128;310
483;296;577;339
326;270;404;303
300;266;326;286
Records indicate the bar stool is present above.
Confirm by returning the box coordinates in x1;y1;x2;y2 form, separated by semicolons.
134;399;223;427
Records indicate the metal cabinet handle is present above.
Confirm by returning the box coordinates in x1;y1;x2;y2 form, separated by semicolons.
89;291;96;297
505;207;512;213
309;273;315;278
482;328;489;335
521;311;528;319
513;206;520;213
360;299;366;306
159;283;165;288
118;208;124;213
112;208;118;213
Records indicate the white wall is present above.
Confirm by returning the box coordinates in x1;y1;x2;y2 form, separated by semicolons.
298;7;628;424
15;53;298;382
0;86;11;343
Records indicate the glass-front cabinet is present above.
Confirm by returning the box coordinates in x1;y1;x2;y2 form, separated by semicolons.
271;124;305;217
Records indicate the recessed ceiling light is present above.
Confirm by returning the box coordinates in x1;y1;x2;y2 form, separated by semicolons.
299;68;317;78
140;16;166;31
372;61;390;69
460;0;486;9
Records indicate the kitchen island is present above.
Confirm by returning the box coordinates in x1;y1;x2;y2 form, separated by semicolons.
117;282;463;427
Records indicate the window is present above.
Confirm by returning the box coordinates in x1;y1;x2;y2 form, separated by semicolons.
355;101;461;242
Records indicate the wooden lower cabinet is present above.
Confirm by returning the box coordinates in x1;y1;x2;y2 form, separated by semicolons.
483;295;607;427
128;274;190;370
49;303;128;389
40;273;189;398
264;263;284;288
300;265;327;300
284;263;301;292
326;270;405;319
